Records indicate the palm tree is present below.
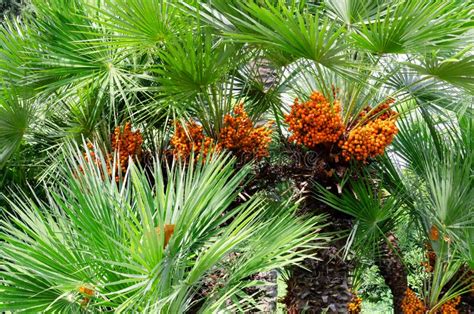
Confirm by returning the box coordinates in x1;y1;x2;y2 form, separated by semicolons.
0;0;473;312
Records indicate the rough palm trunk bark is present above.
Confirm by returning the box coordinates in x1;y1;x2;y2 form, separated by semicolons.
246;270;278;313
375;233;408;314
284;203;354;313
284;248;353;313
0;0;26;17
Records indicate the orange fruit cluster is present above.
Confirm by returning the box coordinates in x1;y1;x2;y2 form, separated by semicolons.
440;296;461;314
171;105;273;162
219;104;273;161
78;285;95;307
401;288;427;314
347;294;362;313
370;98;397;120
285;91;344;148
79;286;94;297
340;118;398;162
83;122;143;182
358;98;397;121
111;122;143;172
285;91;398;163
429;225;440;241
170;121;216;160
83;142;112;178
341;99;398;162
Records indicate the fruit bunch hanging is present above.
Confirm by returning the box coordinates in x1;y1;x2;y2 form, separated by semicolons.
401;288;427;314
357;98;397;121
341;99;398;162
347;294;362;314
111;122;143;171
401;288;461;314
340;118;398;162
170;121;215;160
219;104;273;161
84;122;143;181
285;91;344;148
285;91;398;163
171;104;273;162
78;285;95;307
440;296;461;314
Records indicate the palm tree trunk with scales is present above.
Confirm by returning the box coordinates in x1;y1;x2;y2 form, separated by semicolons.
375;232;408;314
242;57;280;312
283;194;354;313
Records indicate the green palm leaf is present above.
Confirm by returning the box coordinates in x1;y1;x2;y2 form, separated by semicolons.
0;92;33;167
89;0;180;53
314;177;402;258
0;18;37;95
192;1;351;75
351;0;472;54
404;53;474;94
23;3;139;106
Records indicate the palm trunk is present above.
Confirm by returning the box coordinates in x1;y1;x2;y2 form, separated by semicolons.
284;198;354;313
284;244;353;312
375;233;408;314
246;270;278;313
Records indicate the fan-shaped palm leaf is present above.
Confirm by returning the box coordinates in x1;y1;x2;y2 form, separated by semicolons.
0;91;33;167
350;0;472;54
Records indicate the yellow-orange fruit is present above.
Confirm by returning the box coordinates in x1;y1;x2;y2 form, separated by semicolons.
401;288;426;314
440;296;461;314
285;91;344;148
219;104;273;161
430;225;439;241
83;122;143;181
359;98;397;122
171;105;272;162
347;294;362;314
111;122;143;171
341;118;398;162
79;286;94;297
170;121;216;160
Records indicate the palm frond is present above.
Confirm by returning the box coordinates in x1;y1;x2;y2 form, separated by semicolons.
152;30;243;101
314;177;403;258
404;53;474;94
86;0;183;55
0;18;36;95
192;1;352;76
24;3;139;107
0;91;34;167
350;0;473;54
324;0;386;26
